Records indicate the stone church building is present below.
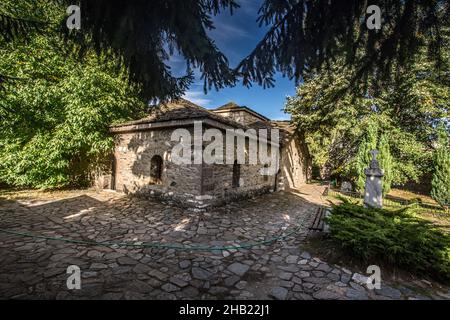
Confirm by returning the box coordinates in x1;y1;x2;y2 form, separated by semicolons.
96;99;310;209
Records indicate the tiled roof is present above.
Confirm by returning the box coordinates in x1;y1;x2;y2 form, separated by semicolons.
270;120;296;134
213;102;270;122
110;99;297;141
110;99;247;129
214;101;240;110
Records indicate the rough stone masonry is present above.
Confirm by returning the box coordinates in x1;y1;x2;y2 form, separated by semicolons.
95;99;311;209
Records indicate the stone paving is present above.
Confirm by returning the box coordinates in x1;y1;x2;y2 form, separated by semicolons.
0;188;448;300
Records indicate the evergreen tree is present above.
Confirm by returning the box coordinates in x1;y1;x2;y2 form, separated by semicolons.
0;0;239;100
378;134;393;195
238;0;449;92
285;37;449;187
2;1;448;99
0;4;146;188
431;123;450;207
355;122;378;193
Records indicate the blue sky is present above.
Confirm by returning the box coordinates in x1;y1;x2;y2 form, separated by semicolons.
169;0;297;120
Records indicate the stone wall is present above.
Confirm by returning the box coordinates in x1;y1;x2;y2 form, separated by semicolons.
201;162;276;206
213;110;264;126
200;129;278;205
96;121;309;209
96;128;205;207
278;132;310;190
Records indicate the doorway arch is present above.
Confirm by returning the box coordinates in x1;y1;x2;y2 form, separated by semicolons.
150;155;163;184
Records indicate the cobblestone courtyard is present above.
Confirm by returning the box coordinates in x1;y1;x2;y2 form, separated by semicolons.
0;187;448;300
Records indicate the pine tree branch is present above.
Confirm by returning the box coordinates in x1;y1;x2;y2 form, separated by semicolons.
0;12;47;41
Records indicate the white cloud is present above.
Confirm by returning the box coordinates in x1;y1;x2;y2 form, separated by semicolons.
211;19;251;40
182;91;211;107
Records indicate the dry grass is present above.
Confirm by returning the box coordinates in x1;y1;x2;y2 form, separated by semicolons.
0;188;97;203
326;189;450;233
388;188;437;204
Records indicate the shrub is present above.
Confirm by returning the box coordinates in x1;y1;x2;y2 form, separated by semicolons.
378;134;393;195
431;123;450;208
0;35;145;189
325;199;450;282
355;122;378;193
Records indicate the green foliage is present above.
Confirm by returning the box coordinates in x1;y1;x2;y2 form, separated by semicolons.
326;199;450;281
355;122;377;193
286;39;449;187
378;134;393;195
431;123;450;207
354;127;393;195
0;0;51;42
238;1;449;91
0;0;59;85
0;31;146;188
3;1;448;97
1;0;239;100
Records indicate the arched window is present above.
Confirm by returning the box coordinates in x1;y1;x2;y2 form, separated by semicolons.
232;160;240;188
150;155;163;184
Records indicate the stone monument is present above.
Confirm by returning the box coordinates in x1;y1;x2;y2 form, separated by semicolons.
340;181;352;192
363;150;384;208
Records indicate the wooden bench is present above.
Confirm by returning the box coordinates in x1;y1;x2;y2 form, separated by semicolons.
309;206;327;232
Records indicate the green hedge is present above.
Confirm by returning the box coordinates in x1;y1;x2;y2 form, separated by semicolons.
325;199;450;282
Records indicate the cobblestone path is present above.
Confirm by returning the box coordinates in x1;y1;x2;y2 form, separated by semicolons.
0;189;447;299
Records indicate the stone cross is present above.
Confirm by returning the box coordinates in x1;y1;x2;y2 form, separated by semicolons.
340;181;352;192
364;149;384;208
370;149;379;161
369;150;380;169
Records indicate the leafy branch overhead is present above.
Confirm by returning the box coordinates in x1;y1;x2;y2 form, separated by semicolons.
1;0;240;100
0;12;44;42
0;1;52;84
60;0;239;101
285;41;449;187
237;0;449;91
1;1;449;100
